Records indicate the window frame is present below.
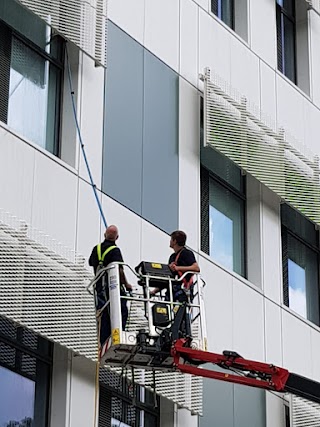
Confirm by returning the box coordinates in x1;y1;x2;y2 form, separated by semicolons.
99;373;160;427
281;210;320;325
284;400;291;427
211;0;235;30
276;0;297;84
0;318;53;427
0;16;64;157
200;164;247;278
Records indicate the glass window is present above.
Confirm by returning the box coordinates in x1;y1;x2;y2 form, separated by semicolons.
211;0;248;40
276;0;296;83
209;178;245;276
0;316;52;427
211;0;234;29
0;366;35;426
284;233;319;324
200;156;246;277
285;404;291;427
0;0;47;49
7;37;62;153
99;369;160;427
0;0;64;156
282;205;320;326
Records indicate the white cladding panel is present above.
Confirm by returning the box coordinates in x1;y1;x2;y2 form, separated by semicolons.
200;256;233;354
276;75;306;146
250;0;277;66
232;279;265;361
69;356;97;427
230;37;260;107
199;9;231;86
144;0;179;71
76;179;101;260
304;99;320;158
32;151;78;249
192;0;208;10
108;0;145;45
259;62;277;127
282;310;312;378
78;53;104;186
140;220;169;264
261;186;282;304
309;9;320;108
266;393;285;427
264;300;283;367
180;0;199;87
310;328;320;383
0;126;35;224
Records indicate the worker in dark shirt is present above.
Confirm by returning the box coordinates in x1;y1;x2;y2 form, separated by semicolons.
151;230;200;302
89;225;132;344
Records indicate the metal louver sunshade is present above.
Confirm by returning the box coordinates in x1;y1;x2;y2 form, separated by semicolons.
291;394;320;426
17;0;107;66
203;67;320;226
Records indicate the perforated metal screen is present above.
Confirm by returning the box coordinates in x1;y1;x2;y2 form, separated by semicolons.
0;210;97;360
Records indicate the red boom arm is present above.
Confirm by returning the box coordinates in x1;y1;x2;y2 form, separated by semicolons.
171;338;290;393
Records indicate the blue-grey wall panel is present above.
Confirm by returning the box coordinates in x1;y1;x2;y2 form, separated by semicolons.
142;51;179;233
234;385;266;427
200;377;234;427
102;23;143;214
200;368;266;427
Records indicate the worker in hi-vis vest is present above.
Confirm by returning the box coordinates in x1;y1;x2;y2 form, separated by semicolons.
89;225;132;344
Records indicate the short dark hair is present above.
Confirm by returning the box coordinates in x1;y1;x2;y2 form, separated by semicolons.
171;230;187;246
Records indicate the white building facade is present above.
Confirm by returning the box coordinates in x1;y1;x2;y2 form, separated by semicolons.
1;0;320;426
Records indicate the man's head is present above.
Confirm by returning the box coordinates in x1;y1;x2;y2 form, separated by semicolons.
170;230;187;249
104;225;119;242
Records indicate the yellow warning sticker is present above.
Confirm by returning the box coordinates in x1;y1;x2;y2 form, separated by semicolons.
204;338;208;351
156;307;167;314
151;263;162;269
112;328;120;345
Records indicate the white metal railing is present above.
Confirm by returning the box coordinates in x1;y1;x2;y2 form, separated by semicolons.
88;262;206;415
87;262;207;351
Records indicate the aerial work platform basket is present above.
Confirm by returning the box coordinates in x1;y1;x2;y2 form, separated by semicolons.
87;261;207;370
87;261;320;409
